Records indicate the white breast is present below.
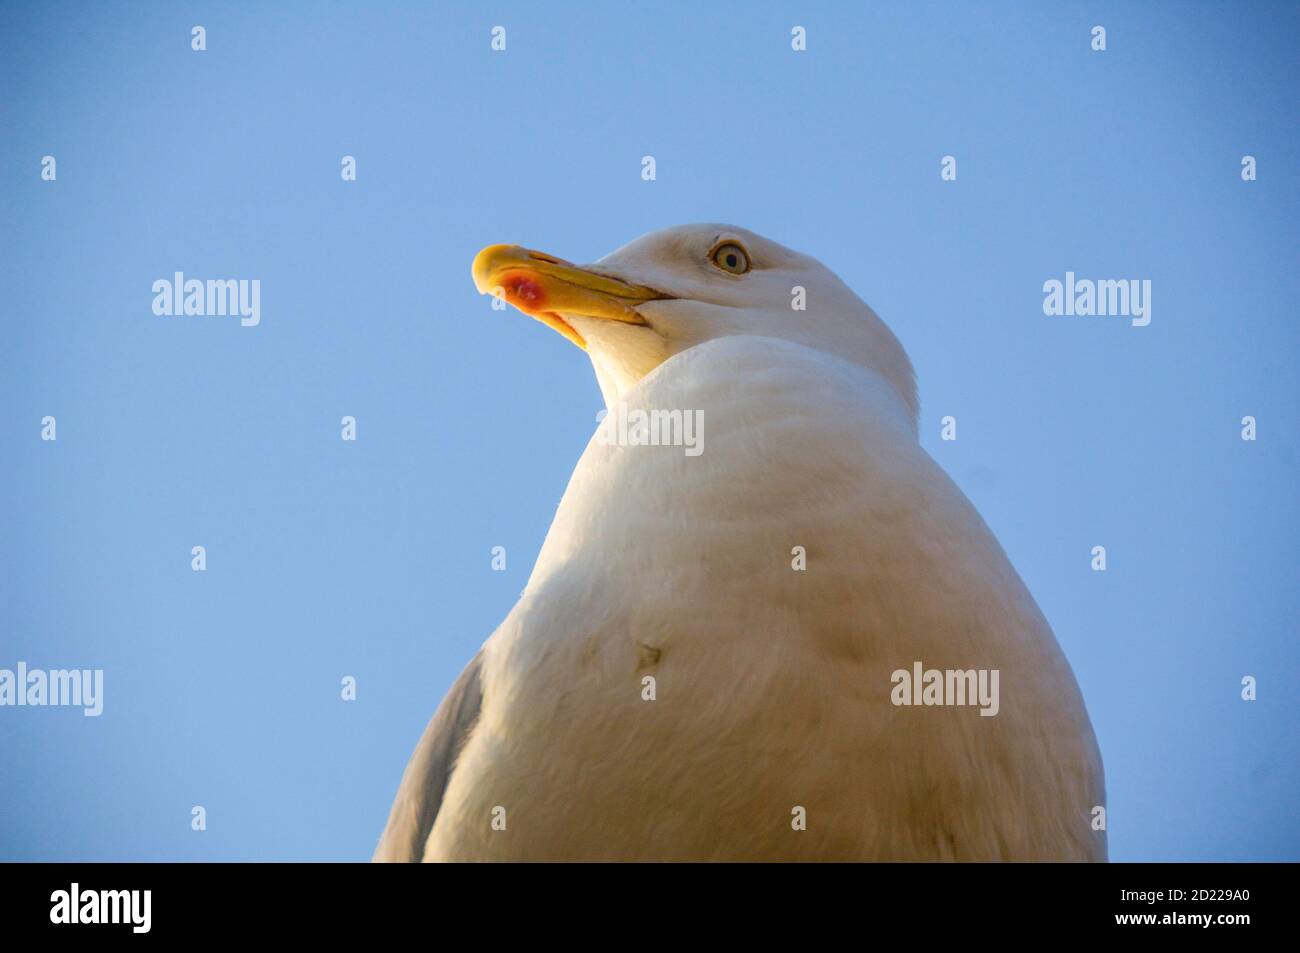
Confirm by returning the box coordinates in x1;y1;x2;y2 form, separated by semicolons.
426;336;1105;861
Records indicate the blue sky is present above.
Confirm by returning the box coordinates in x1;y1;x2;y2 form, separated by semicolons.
2;1;1296;861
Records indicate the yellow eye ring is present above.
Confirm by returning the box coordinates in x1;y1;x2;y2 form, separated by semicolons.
710;241;750;275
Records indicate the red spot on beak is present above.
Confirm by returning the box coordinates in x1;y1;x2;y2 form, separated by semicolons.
501;272;547;311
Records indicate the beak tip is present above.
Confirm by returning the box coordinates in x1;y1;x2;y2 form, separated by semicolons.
472;243;519;295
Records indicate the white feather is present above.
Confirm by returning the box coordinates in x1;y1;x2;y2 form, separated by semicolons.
424;326;1104;860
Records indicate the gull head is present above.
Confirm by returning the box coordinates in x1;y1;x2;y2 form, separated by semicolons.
472;223;916;422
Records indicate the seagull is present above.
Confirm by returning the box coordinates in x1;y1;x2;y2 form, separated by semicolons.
374;224;1106;862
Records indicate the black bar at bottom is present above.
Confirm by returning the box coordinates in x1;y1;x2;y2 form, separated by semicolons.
2;861;1279;939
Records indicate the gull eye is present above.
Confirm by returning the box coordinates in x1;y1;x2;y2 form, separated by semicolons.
710;242;750;275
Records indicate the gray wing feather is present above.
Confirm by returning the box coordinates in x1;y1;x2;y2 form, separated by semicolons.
372;651;484;862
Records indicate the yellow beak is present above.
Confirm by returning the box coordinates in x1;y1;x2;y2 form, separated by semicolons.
472;244;667;349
